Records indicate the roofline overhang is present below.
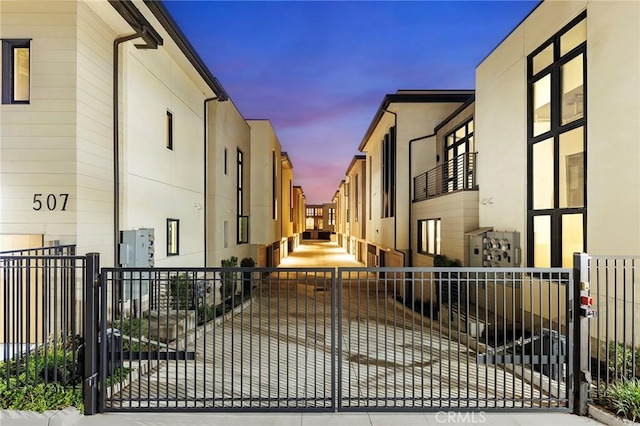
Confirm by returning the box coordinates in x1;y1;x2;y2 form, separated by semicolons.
433;94;476;133
141;0;230;101
358;90;474;152
345;154;366;176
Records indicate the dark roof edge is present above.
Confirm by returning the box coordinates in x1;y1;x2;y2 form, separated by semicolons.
433;94;476;133
476;0;544;68
108;0;164;48
358;91;474;151
143;0;229;101
345;155;366;176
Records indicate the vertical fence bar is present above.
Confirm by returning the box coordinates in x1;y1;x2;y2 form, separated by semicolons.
573;253;589;416
83;252;100;415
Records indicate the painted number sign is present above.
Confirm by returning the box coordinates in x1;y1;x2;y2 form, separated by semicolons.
32;193;69;211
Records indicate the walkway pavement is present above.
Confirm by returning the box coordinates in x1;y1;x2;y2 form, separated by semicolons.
1;240;605;425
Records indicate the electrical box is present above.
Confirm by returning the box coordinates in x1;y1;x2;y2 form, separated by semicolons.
466;229;521;267
119;228;154;302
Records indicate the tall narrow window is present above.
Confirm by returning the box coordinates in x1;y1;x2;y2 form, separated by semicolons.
224;148;228;175
527;13;586;267
166;111;173;150
381;127;396;218
272;151;277;220
289;179;293;222
417;219;441;256
167;219;179;256
2;39;30;104
368;156;372;220
444;119;475;192
354;174;359;221
237;149;248;243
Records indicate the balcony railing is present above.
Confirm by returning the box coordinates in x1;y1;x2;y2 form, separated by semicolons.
413;152;477;202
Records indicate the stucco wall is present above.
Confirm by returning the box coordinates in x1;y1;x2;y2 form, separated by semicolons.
476;0;640;259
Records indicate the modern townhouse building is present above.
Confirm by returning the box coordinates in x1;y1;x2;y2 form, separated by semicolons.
358;90;474;267
411;98;478;267
0;0;298;271
476;0;640;266
292;185;305;248
335;156;367;263
303;203;335;240
279;152;296;258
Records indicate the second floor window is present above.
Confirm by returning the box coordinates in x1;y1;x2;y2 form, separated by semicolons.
166;111;173;150
2;39;30;104
167;218;179;256
381;127;396;218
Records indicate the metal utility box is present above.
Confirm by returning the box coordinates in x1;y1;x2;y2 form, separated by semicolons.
119;228;154;304
466;228;521;267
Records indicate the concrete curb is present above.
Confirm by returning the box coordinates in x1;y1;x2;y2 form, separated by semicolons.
589;403;640;425
0;408;81;426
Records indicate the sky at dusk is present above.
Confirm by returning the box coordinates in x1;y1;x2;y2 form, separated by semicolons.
163;0;540;204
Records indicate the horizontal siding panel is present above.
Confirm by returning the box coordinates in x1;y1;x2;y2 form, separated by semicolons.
32;87;77;100
35;37;76;51
0;25;77;38
1;100;76;112
1;13;77;26
0;136;75;149
1;161;76;174
0;1;76;14
0;173;74;187
2;148;76;162
75;175;112;192
35;49;76;63
31;74;77;88
0;111;76;125
2;211;77;225
31;62;76;76
1;124;76;137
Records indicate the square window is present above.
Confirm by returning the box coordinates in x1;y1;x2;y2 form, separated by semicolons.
167;219;179;256
2;39;30;104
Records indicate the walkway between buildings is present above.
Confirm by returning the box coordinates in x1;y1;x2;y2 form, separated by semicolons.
279;239;365;268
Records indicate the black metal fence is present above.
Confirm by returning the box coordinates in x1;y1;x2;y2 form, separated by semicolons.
338;267;573;410
586;255;640;400
0;245;86;393
99;267;336;411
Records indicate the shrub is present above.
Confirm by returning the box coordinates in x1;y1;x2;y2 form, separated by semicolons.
220;256;238;300
605;341;640;380
169;273;196;310
600;378;640;422
0;382;83;412
116;317;152;352
433;254;462;267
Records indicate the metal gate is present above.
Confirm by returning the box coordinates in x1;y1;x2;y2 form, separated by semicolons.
337;267;573;411
98;267;336;411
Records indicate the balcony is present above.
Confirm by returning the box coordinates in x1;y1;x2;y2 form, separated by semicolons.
413;152;477;202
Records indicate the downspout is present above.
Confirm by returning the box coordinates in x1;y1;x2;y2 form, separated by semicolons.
407;132;436;267
113;29;147;265
382;109;398;255
203;96;217;267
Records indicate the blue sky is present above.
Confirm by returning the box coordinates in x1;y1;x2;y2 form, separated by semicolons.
163;0;539;204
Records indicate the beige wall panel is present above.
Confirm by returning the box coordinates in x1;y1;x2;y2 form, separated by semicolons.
586;0;640;255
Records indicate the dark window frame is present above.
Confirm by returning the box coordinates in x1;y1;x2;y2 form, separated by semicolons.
527;12;587;268
381;126;396;218
166;218;179;256
2;39;31;104
237;148;247;244
166;110;173;150
417;218;441;256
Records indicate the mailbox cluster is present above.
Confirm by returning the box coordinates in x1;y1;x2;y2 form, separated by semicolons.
580;280;597;318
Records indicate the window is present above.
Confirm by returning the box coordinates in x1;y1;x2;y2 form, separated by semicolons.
167;219;179;256
328;208;335;226
224;148;228;175
527;14;586;267
381;127;396;218
354;174;359;221
444;119;475;191
418;219;441;256
272;151;277;220
237;149;248;243
368;156;372;220
166;111;173;150
2;39;30;104
289;179;293;222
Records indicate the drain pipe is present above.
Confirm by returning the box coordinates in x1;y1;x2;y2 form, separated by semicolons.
407;132;436;267
113;29;147;265
203;96;217;267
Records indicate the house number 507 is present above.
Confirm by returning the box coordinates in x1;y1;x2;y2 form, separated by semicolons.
33;193;69;211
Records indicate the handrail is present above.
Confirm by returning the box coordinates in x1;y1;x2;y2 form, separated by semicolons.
413;152;477;202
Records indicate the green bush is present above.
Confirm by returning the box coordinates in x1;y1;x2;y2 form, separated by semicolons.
116;317;153;352
220;256;238;300
600;378;640;422
169;273;196;310
605;341;640;380
0;382;83;412
433;254;462;267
